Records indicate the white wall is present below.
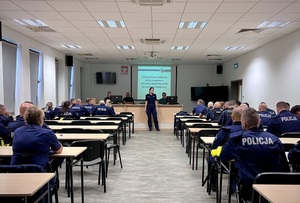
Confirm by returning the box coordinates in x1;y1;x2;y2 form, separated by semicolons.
81;64;222;111
222;29;300;110
1;26;69;113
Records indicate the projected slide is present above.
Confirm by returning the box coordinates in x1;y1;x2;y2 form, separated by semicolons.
137;66;171;99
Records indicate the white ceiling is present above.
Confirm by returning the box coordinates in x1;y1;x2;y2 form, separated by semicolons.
1;0;300;65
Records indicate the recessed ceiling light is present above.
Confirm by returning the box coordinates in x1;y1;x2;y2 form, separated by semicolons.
97;20;125;28
117;45;135;50
171;46;189;50
224;46;244;51
61;45;81;49
257;21;291;29
13;19;55;32
179;21;207;29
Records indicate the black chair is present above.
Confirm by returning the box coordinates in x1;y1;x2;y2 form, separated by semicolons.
70;120;91;125
280;132;300;138
251;172;300;203
119;112;134;134
106;142;123;177
56;128;85;134
0;163;59;203
45;120;61;125
70;140;107;193
84;117;102;120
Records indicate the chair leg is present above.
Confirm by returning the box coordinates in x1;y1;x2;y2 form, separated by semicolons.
106;148;111;177
102;162;106;193
98;162;101;185
117;146;123;168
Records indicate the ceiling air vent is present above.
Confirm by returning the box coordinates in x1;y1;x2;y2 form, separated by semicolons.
141;38;165;45
131;0;172;6
237;29;264;34
126;58;138;61
207;58;222;61
77;53;94;56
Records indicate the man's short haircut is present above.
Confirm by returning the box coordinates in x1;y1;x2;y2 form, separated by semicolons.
276;101;287;109
228;100;237;107
241;108;260;128
198;99;204;104
232;106;243;121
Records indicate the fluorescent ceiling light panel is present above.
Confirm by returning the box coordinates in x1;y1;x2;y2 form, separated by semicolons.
117;45;135;49
257;21;291;29
224;46;244;51
61;45;81;49
14;19;48;27
171;46;189;50
97;20;126;28
179;21;207;29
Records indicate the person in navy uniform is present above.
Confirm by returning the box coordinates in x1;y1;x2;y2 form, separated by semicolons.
71;99;90;117
257;102;273;127
42;102;55;120
92;100;115;116
0;104;13;127
104;91;112;103
57;101;80;120
291;105;300;118
218;100;236;126
259;101;276;116
267;101;300;136
8;102;34;132
11;106;63;169
84;98;95;116
206;102;223;121
219;108;289;201
288;141;300;170
145;87;160;131
123;92;134;104
192;99;207;118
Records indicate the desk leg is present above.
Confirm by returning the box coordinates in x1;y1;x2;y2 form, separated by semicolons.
192;134;195;170
128;119;131;139
81;158;84;203
132;116;134;134
219;162;223;203
69;158;74;203
123;121;126;145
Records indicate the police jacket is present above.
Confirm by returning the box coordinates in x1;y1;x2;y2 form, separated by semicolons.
0;115;13;127
92;104;115;116
58;109;80;120
44;109;55;120
258;110;273;126
83;104;94;115
8;117;50;132
288;142;300;164
267;110;300;136
71;104;90;116
211;121;242;150
218;108;234;126
192;104;208;116
220;127;289;187
206;108;222;121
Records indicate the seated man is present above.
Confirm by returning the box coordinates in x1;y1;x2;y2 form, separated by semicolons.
158;92;168;104
291;105;300;118
71;99;90;117
257;102;273;126
267;101;300;136
11;106;63;169
123;92;134;104
217;108;289;201
92;100;115;116
288;141;300;168
0;104;13;127
192;99;207;118
218;100;236;126
8;102;37;132
84;98;95;116
206;102;222;121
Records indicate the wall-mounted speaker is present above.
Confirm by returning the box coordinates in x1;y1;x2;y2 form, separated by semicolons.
217;65;223;74
66;55;73;66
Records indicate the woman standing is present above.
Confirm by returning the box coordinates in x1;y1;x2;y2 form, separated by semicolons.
145;87;160;131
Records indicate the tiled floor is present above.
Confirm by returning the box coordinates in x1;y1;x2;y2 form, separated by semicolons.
57;130;235;203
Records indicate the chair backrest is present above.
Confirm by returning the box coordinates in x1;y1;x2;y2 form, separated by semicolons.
119;112;133;115
95;122;118;126
251;172;300;202
0;164;44;173
45;120;60;125
84;117;102;120
57;128;85;133
280;132;300;138
70;120;92;125
84;129;104;134
71;140;106;162
198;129;219;137
191;123;213;128
104;117;123;121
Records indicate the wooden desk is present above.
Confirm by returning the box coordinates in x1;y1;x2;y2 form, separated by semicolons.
56;133;110;141
52;120;122;124
253;184;300;203
49;125;119;131
279;137;300;144
0;146;87;203
188;128;219;170
0;173;55;202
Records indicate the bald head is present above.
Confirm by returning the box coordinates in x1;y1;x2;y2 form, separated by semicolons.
19;102;34;117
258;103;267;112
